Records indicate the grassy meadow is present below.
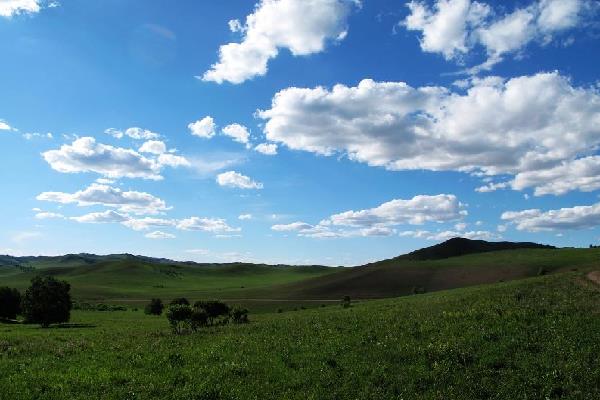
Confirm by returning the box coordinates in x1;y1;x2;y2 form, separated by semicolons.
1;270;600;399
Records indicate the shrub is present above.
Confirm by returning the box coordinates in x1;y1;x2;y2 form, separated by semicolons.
166;304;193;334
341;295;351;308
0;287;21;320
21;276;72;328
170;297;190;306
194;300;230;324
231;307;249;324
145;298;164;315
190;309;209;331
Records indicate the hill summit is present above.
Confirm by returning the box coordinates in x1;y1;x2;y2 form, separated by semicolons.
402;237;556;261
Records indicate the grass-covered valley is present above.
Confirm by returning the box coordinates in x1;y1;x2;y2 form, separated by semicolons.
2;239;600;399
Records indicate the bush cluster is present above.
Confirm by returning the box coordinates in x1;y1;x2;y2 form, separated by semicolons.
152;298;248;334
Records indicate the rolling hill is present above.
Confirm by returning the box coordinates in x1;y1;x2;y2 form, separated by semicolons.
2;238;598;304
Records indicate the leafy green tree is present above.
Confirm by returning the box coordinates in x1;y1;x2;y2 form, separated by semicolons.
0;287;21;320
194;300;230;325
21;276;72;327
144;298;164;315
166;304;193;334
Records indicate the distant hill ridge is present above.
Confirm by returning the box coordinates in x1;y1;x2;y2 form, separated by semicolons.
401;237;556;261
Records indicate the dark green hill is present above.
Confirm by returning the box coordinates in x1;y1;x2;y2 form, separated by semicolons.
401;237;555;261
258;243;598;300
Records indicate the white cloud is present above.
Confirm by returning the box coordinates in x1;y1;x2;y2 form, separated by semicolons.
222;123;250;145
37;183;170;215
105;127;160;140
511;156;600;196
502;201;600;231
259;73;600;196
0;119;14;131
402;0;592;72
71;210;129;224
188;116;217;139
272;221;313;231
238;213;253;220
157;153;191;168
201;0;358;84
139;140;167;155
145;231;175;239
23;132;53;140
122;217;175;231
177;217;241;233
404;0;490;60
216;171;263;189
272;195;466;239
0;0;44;18
34;212;64;219
42;137;189;180
254;142;278;155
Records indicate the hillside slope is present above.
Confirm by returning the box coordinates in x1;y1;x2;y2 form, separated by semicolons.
260;246;600;300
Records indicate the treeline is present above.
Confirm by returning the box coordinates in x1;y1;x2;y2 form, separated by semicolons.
144;297;249;334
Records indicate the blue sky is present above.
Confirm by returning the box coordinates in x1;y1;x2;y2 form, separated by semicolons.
1;0;599;265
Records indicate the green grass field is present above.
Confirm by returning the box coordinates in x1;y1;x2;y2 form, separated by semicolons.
1;271;599;399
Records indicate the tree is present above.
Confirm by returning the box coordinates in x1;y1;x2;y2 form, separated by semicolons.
194;300;230;324
170;297;190;306
0;287;21;320
21;276;72;327
166;304;193;334
144;298;164;315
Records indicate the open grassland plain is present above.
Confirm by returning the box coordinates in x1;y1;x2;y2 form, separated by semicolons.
0;259;338;306
1;271;599;400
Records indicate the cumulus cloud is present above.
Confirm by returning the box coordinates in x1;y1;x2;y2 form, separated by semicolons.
188;116;216;139
37;183;170;215
201;0;358;84
177;217;241;233
35;211;64;219
259;73;600;196
121;217;175;231
216;171;263;189
272;194;466;239
157;153;191;168
0;119;14;131
0;0;49;18
105;127;160;140
42;137;189;180
402;0;593;72
238;213;253;220
145;231;175;239
138;140;167;155
501;202;600;231
71;210;129;224
254;142;278;155
222;123;250;145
